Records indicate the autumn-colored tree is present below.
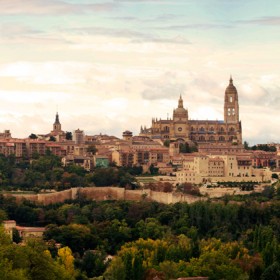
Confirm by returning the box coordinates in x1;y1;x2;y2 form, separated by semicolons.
57;246;75;276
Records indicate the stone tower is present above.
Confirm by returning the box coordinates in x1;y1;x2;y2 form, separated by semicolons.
53;112;62;132
171;95;189;139
224;76;239;124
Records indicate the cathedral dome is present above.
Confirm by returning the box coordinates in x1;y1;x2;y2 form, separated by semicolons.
174;107;187;114
173;95;188;120
225;76;238;96
174;95;187;114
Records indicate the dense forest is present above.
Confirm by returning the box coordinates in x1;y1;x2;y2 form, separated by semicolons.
0;186;280;279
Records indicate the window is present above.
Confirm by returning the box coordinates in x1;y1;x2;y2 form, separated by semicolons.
199;136;205;141
228;108;231;116
230;96;233;102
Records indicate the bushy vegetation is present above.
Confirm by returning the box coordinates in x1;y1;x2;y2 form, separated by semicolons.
0;227;81;280
0;153;139;192
1;191;280;279
244;142;277;152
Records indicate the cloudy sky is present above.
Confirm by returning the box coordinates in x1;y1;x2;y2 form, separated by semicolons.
0;0;279;144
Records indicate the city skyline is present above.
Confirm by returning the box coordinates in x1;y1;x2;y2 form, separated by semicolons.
0;0;280;144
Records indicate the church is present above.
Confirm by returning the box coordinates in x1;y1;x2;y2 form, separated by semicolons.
139;77;242;144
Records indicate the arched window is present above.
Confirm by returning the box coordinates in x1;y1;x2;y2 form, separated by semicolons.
229;136;234;141
232;108;235;115
210;127;214;132
228;108;231;116
219;136;225;141
229;127;235;132
164;126;169;132
220;127;224;132
200;127;205;132
191;127;194;131
209;136;215;142
230;96;233;103
199;136;205;141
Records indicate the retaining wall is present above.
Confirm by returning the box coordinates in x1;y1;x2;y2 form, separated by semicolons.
3;187;205;205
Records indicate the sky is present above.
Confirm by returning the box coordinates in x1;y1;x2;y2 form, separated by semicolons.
0;0;280;145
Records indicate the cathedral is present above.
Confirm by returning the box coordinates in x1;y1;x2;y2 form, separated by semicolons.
140;77;242;144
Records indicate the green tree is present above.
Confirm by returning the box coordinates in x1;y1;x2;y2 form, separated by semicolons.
92;168;120;186
244;141;250;150
261;261;280;280
49;136;56;142
149;164;159;175
136;218;168;240
44;224;93;255
87;145;98;155
29;133;38;139
78;250;107;278
65;132;72;140
163;140;170;147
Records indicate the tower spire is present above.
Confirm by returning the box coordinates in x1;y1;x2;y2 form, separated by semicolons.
53;112;62;132
178;94;183;108
55;112;60;124
229;75;233;84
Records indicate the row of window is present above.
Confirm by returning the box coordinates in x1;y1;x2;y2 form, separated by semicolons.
191;127;236;132
190;136;236;142
161;126;236;133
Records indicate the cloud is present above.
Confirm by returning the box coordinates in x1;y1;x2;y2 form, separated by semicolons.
0;23;41;39
237;16;280;26
156;23;234;30
0;61;91;85
108;13;182;22
0;0;119;15
67;26;191;44
141;72;186;100
114;0;179;2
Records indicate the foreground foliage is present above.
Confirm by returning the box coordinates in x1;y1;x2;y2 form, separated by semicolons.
0;227;78;280
0;193;280;279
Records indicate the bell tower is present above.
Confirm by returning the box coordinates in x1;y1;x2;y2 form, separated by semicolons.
224;76;239;123
53;112;62;132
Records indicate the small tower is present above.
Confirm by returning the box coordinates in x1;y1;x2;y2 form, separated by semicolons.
224;76;239;123
53;112;62;132
73;129;85;145
122;130;133;142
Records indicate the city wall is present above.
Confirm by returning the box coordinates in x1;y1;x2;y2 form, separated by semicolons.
3;187;205;206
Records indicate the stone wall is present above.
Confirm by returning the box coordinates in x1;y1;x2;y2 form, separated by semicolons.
3;187;205;205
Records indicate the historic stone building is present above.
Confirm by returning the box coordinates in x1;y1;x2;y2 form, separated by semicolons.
50;112;66;141
140;77;242;144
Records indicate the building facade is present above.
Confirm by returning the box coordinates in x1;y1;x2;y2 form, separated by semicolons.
176;154;271;185
140;77;242;144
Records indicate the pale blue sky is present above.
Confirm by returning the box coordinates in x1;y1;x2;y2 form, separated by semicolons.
0;0;280;144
